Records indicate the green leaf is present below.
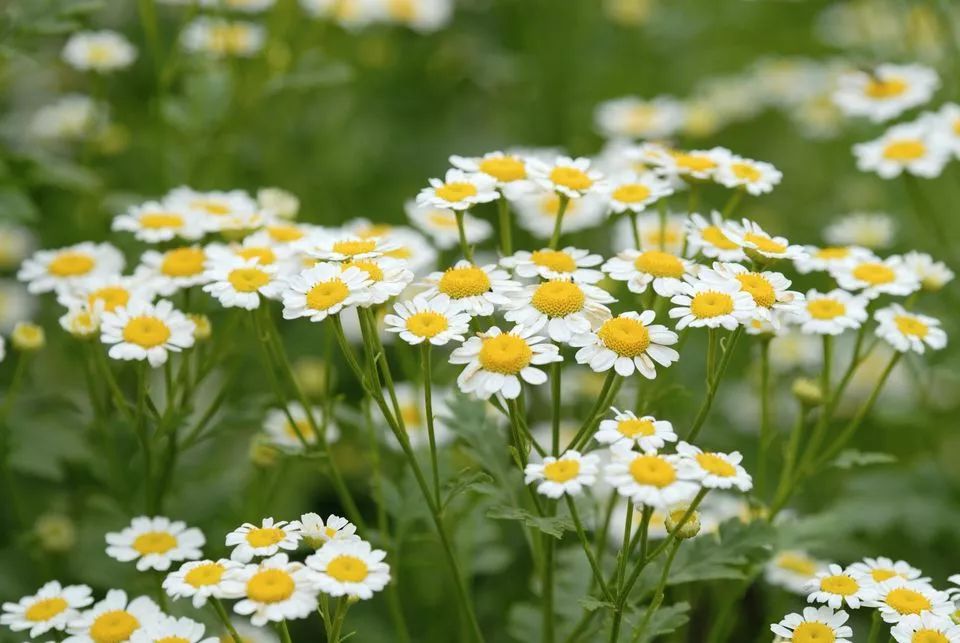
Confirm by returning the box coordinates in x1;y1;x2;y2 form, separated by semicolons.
632;602;690;643
579;596;616;612
831;450;897;469
666;519;775;585
486;505;572;539
0;185;38;222
442;468;496;510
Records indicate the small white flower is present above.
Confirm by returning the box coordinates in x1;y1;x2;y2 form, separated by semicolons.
305;539;391;600
130;615;217;643
181;18;265;58
874;304;947;354
848;557;925;588
106;516;205;572
528;156;605;199
449;151;533;191
65;590;161;643
669;276;757;331
833;64;940;123
500;247;604;283
100;299;195;367
697;262;804;326
281;263;372;322
203;256;284;310
865;579;954;624
257;187;299;218
601;172;673;213
337;257;413;305
450;325;561;400
384;294;470;346
1;581;93;639
930;102;960;158
805;564;869;609
572;311;679;378
262;402;339;452
164;187;260;230
28;94;102;142
523;450;599;498
794;245;874;274
658;147;731;181
624;211;688;255
891;613;960;643
405;201;493;250
770;606;853;643
59;305;102;339
595;408;677;452
854;121;950;179
512;192;607;239
676;441;752;491
604;448;700;510
299;513;360;549
57;274;156;315
725;218;807;261
830;255;920;299
823;213;896;249
18;242;125;294
225;518;302;563
715;155;782;194
306;234;399;263
163;559;242;608
136;246;212;296
766;550;828;594
226;553;322;625
503;279;614;344
206;239;298;273
795;289;869;336
419;261;521;317
685;212;747;262
593;96;686;140
112;202;206;242
602;248;694;297
416;169;499;211
903;251;954;291
62;31;137;72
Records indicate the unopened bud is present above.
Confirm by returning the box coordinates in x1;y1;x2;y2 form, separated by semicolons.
665;508;701;539
189;314;212;341
12;322;45;351
791;377;823;407
249;437;279;468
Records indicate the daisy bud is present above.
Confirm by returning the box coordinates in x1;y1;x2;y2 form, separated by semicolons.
665;508;701;539
34;513;77;552
12;322;45;351
188;314;212;341
249;438;279;468
791;377;823;407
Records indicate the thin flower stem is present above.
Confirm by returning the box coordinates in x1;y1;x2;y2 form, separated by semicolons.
756;339;772;499
567;371;619;452
551;362;562;456
632;539;681;641
327;598;349;642
719;188;744;219
615;500;635;592
210;597;242;643
455;210;475;262
278;619;293;643
548;194;570;250
498;196;513;256
542;501;556;643
135;364;155;513
93;348;135;421
421;343;442;508
629;212;641;249
795;335;833;474
867;610;882;643
769;406;809;518
564;495;615;602
685;328;743;442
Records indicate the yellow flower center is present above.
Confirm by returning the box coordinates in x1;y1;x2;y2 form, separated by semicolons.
161;248;206;277
123;316;171;348
437;266;491;299
245;527;287;548
479;156;526;182
872;569;898;582
895;315;929;338
405;311;449;338
673;153;717;173
427;212;459;229
885;588;932;615
478;334;533;375
690;291;734;318
284;419;316;441
49;252;95;277
89;610;140;643
25;597;68;622
777;553;817;576
267;225;305;242
385;0;415;20
597;317;650;357
332;239;377;257
530;249;576;273
816;247;850;260
549;166;593;191
208;26;254;54
86;43;115;65
852;262;895;285
695;453;736;477
736;273;776;308
306;279;349;311
912;630;949;643
342;260;383;282
865;77;908;99
634;250;685;278
731;162;762;182
246;569;295;603
157;637;191;643
643;227;682;248
531;281;586;317
883;139;926;161
701;226;739;250
435;182;478;202
625;105;656;133
743;232;787;254
612;183;652;204
629;455;676;488
807;299;845;320
132;531;178;555
617;418;655;438
326;555;369;583
228;267;270;293
820;574;859;596
236;247;276;265
792;621;835;643
139;213;184;229
192;199;231;216
385;246;412;260
185;562;226;587
89;286;130;312
543;459;581;483
400;404;421;427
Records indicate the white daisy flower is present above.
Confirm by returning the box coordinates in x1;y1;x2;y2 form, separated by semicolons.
206;239;298;274
685;212;747;262
830;255;920;299
571;311;679;378
601;172;673;213
384;294;470;346
823;213;896;249
57;274;156;315
256;186;298;218
305;539;391;600
405;201;493;251
336;257;412;305
669;276;757;331
281;263;371;322
449;151;533;192
658;147;732;181
794;245;874;274
449;325;561;400
419;261;521;317
595;408;677;452
306;233;400;263
64;590;161;643
805;564;870;609
903;251;954;291
715;156;782;194
795;289;869;336
252;222;313;250
369;225;438;276
602;248;695;297
624;211;688;255
130;615;216;643
100;299;195;367
105;516;205;572
593;95;686;140
62;31;137;72
262;402;339;452
227;553;321;625
164;187;262;231
697;262;804;326
874;304;947;354
604;448;700;510
299;513;360;549
181;18;265;58
382;382;454;452
523;450;600;498
112;202;205;243
202;256;284;310
59;305;102;339
18;242;125;294
866;579;954;624
770;606;853;643
528;156;604;199
725;218;807;261
136;246;212;296
833;64;939;123
675;441;752;492
766;550;828;594
848;557;925;587
503;279;614;344
891;613;960;643
1;582;93;639
27;94;102;142
416;168;499;211
225;518;302;563
930;102;960;158
163;559;242;608
500;247;604;283
854;121;950;179
512;192;607;239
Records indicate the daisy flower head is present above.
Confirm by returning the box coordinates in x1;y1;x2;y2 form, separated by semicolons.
833;63;940;123
796;289;868;336
371;225;438;276
903;251;954;291
830;255;920;299
685;212;747;262
129;615;215;643
164;187;259;228
64;590;161;643
112;201;205;243
225;518;302;563
715;155;782;195
136;246;211;296
866;579;954;624
100;299;195;367
307;233;399;263
62;31;137;72
57;273;156;317
449;151;533;192
384;294;470;346
405;201;493;251
770;606;853;643
766;551;828;594
416;168;499;211
601;248;694;297
228;553;321;625
874;304;946;354
105;516;205;572
659;147;732;182
337;257;413;306
604;448;700;509
931;102;960;158
449;324;561;400
163;559;241;608
824;213;896;250
572;311;679;378
624;211;688;255
669;276;757;331
419;261;521;317
593;95;686;140
256;186;299;218
854;121;950;179
503;278;614;344
726;218;807;262
676;441;752;492
181;18;265;58
281;263;372;322
805;564;870;609
262;402;339;452
305;539;390;600
202;256;284;310
794;245;874;274
59;305;102;339
528;155;604;199
512;192;607;239
205;238;298;274
523;450;600;498
18;242;125;295
595;408;677;451
500;247;604;283
1;581;92;639
697;262;804;326
299;513;360;549
891;613;960;643
601;171;674;213
848;557;925;588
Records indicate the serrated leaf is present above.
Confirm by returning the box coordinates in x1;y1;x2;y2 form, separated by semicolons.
665;519;775;584
831;450;896;469
579;596;615;611
442;468;496;510
632;602;690;643
487;505;572;539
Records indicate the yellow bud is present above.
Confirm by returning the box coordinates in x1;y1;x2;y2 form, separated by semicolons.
12;322;45;351
665;508;701;539
249;437;279;468
791;377;823;407
189;314;212;341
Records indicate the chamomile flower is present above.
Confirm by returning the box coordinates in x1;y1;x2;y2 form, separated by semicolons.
903;251;954;291
595;409;677;451
601;172;673;213
726;219;806;262
100;299;195;367
523;451;599;498
669;277;757;330
305;539;391;600
163;559;241;608
57;274;155;315
715;156;782;194
181;18;265;58
833;64;939;122
627;212;688;254
449;325;561;400
659;147;731;181
676;441;752;491
59;305;102;339
18;242;125;294
866;579;954;624
130;615;215;643
27;94;102;142
225;518;302;563
112;202;206;242
512;192;607;238
337;257;413;305
449;151;533;192
766;551;828;594
500;247;604;283
931;102;960;158
874;305;946;354
136;246;212;296
262;402;339;452
419;261;521;317
503;279;614;344
417;169;499;211
848;557;924;587
299;514;360;549
794;245;874;274
65;590;161;643
384;294;470;346
206;239;297;272
281;263;372;322
805;565;870;609
602;248;694;297
202;257;283;310
371;225;438;276
697;262;803;325
256;187;299;218
228;553;321;625
823;213;896;249
1;582;93;639
593;96;686;140
528;156;604;199
165;187;260;229
62;31;137;73
405;201;493;250
105;516;205;572
604;448;699;509
307;234;399;263
854;122;950;179
891;613;960;643
685;212;748;262
572;311;679;378
796;289;868;336
831;255;920;299
770;606;853;643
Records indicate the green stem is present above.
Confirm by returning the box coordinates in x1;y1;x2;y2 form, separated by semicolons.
548;194;570;250
498;196;513;256
135;364;154;512
455;210;475;262
633;539;681;641
685;328;743;442
551;362;562;456
567;371;619;452
866;610;882;643
756;339;771;499
720;188;744;219
421;343;441;508
542;502;556;643
278;619;293;643
210;598;242;643
629;212;641;249
565;496;615;601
